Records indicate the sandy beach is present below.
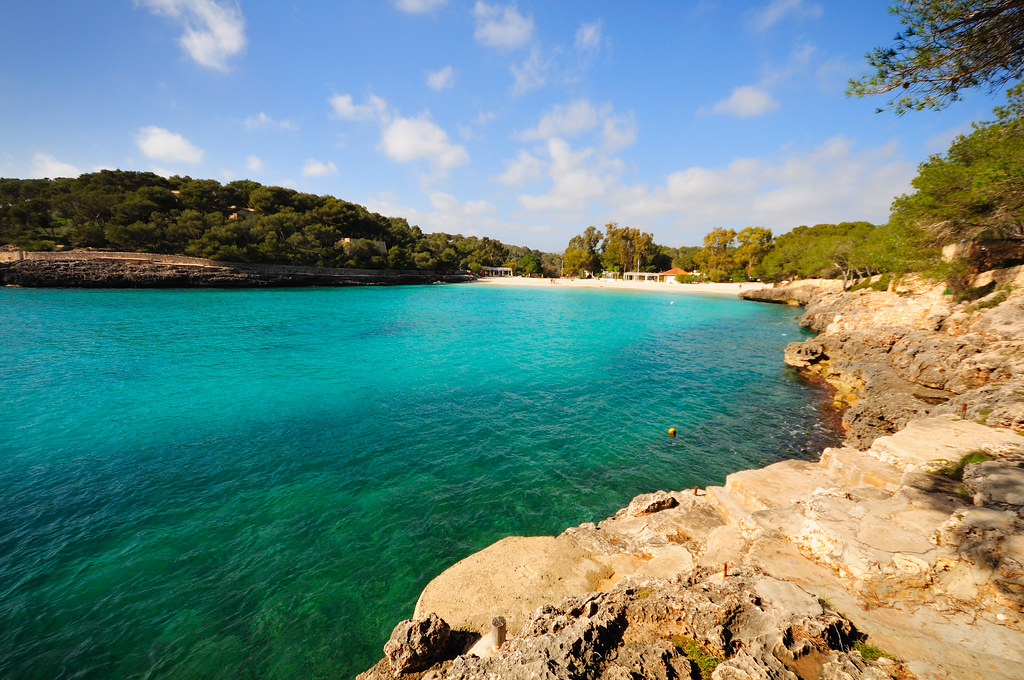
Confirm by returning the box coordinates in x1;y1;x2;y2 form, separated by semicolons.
472;275;768;296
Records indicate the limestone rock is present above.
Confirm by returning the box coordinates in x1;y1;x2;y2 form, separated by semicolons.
623;490;678;516
964;461;1024;507
383;613;451;675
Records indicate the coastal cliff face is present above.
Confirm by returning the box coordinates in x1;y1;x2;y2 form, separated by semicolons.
743;266;1024;447
359;271;1024;680
0;256;473;287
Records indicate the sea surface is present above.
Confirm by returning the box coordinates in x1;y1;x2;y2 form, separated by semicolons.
0;284;842;679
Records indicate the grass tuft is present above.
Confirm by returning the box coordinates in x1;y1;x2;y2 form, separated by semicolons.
932;451;992;481
670;635;723;679
853;639;897;662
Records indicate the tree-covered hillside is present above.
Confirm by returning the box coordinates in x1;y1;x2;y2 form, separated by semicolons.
0;171;553;274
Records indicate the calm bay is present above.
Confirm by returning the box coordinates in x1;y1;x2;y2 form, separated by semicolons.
0;284;841;679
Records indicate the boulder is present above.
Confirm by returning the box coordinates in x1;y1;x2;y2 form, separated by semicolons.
382;613;451;675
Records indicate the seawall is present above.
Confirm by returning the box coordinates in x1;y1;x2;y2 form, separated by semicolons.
359;270;1024;680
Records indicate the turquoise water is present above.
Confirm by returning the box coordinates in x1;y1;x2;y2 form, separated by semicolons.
0;284;840;679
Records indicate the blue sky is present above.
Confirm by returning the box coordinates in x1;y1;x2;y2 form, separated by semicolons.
0;1;1003;250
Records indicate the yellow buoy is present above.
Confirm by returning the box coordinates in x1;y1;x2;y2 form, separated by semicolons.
668;428;676;437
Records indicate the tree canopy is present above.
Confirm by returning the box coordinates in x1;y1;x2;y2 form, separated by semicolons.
849;0;1024;113
890;83;1024;243
0;170;555;274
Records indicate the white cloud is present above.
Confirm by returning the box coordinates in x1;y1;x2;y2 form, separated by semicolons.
329;93;389;121
381;115;469;174
393;0;447;12
364;191;499;238
517;138;622;215
245;155;263;172
497;150;545;186
509;47;547;96
611;136;915;234
426;65;454;91
749;0;823;32
30;153;81;178
243;112;297;131
302;159;337;177
602;113;637;153
474;1;533;49
520;100;600;141
709;85;780;118
575;20;603;52
140;0;246;71
135;126;204;164
519;100;636;152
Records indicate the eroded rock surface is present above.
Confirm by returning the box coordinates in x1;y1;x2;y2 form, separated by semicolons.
361;569;907;680
745;268;1024;445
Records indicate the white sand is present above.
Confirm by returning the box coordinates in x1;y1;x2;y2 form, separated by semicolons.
472;275;768;296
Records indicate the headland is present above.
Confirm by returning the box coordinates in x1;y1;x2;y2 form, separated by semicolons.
359;266;1024;680
0;251;472;288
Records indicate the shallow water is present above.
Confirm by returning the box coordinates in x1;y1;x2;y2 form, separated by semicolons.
0;284;840;679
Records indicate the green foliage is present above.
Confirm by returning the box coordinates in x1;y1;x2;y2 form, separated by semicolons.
601;222;659;274
514;253;541;276
755;221;889;283
0;170;549;273
932;450;992;481
693;227;738;282
890;84;1024;248
852;639;897;662
848;1;1024;113
670;635;723;679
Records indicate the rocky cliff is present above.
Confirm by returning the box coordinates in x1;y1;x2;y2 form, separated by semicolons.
743;267;1024;447
0;256;473;288
359;270;1024;680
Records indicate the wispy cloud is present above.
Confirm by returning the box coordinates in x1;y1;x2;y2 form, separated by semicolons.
243;112;298;131
496;150;545;186
509;47;547;96
139;0;246;71
329;93;389;121
574;20;603;52
135;126;204;164
426;65;454;91
611;136;914;234
474;1;533;49
245;155;264;172
749;0;822;32
393;0;447;13
30;153;81;178
707;85;780;118
302;159;337;177
520;100;600;141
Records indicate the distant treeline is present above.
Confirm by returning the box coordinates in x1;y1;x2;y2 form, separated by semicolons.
567;85;1024;286
0;171;556;275
559;220;918;285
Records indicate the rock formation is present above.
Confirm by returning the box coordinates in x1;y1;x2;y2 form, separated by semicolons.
0;256;472;288
360;269;1024;680
743;266;1024;446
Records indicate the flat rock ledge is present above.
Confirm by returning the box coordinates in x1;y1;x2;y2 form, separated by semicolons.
364;417;1024;680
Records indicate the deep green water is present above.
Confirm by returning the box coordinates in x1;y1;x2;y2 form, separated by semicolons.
0;284;840;679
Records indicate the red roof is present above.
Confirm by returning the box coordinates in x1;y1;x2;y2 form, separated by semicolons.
661;267;687;276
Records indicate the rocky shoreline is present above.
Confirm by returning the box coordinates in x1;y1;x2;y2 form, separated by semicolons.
359;268;1024;680
0;256;473;288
